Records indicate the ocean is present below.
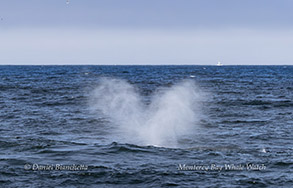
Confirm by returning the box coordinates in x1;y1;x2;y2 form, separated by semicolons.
0;65;292;187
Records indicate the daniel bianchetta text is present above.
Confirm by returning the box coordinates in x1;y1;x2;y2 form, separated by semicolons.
24;164;88;171
178;164;266;171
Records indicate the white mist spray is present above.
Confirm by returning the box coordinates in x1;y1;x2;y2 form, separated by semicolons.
90;78;202;147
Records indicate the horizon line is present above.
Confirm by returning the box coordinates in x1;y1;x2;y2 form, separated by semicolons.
0;64;292;66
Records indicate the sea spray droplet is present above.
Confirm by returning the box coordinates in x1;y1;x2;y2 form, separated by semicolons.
90;78;203;147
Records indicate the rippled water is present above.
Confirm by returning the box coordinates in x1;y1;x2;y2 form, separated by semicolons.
0;65;292;187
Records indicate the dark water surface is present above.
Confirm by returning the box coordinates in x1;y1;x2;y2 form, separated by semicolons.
0;65;292;187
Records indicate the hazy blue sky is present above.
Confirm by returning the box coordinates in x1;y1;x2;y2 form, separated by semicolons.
1;0;293;65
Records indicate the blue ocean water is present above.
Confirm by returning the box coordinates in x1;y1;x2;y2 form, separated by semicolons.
0;65;292;187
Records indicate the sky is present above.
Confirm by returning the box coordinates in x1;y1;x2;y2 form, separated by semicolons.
0;0;293;65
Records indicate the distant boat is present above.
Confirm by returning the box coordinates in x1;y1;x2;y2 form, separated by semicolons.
217;61;223;66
